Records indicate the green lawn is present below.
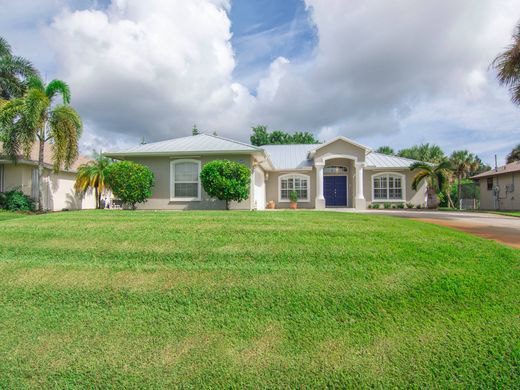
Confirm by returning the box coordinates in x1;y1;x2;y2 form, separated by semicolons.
0;211;518;388
490;211;520;218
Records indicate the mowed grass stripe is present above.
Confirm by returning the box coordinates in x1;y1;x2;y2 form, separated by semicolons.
0;211;518;388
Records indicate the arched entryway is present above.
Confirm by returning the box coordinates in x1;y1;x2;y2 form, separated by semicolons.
323;165;349;207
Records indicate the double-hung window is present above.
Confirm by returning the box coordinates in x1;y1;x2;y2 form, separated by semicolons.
373;173;404;201
171;160;201;201
279;174;309;202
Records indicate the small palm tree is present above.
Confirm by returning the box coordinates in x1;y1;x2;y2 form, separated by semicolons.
376;146;395;155
410;160;453;208
75;152;111;209
450;150;479;209
0;37;38;100
492;23;520;105
0;76;82;211
506;143;520;163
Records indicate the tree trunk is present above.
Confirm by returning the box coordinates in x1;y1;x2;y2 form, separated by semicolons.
95;187;99;209
458;174;462;210
446;191;455;209
37;138;45;212
225;200;230;210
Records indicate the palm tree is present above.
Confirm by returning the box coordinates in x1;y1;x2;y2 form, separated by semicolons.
0;76;82;211
376;146;395;155
398;143;445;163
450;150;479;209
493;23;520;105
0;37;39;100
410;160;453;208
506;143;520;163
75;152;111;209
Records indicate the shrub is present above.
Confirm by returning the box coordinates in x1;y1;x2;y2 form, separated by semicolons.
200;160;251;210
406;202;414;209
416;204;422;209
105;161;154;209
0;189;35;212
289;191;298;203
371;203;380;209
384;202;391;209
397;203;405;209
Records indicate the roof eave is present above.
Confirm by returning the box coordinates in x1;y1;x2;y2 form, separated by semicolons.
104;150;258;158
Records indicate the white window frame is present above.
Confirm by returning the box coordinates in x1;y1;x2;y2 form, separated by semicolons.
170;159;201;201
278;173;310;203
372;172;406;202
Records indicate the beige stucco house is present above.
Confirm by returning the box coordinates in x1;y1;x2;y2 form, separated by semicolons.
472;161;520;211
0;143;96;211
105;134;427;210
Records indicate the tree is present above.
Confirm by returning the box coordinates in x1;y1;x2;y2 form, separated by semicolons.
192;124;200;136
492;23;520;105
506;143;520;163
449;150;479;209
199;160;251;210
0;76;82;211
410;160;453;208
376;146;395;155
398;143;445;163
75;152;112;209
0;37;39;100
105;161;154;209
250;125;320;146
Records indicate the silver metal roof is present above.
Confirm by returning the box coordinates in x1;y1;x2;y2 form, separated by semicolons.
262;145;421;170
105;134;261;156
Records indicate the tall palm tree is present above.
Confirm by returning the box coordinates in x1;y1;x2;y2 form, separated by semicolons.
0;37;39;100
506;143;520;163
0;76;82;211
75;152;111;209
410;160;453;208
493;23;520;105
450;150;479;209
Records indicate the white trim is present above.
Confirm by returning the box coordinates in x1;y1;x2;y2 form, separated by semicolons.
317;153;358;164
278;173;310;203
310;136;372;155
371;172;406;202
170;159;201;201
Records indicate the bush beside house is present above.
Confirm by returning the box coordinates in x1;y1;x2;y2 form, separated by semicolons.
105;161;154;209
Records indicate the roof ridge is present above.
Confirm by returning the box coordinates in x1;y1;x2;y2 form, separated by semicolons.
202;133;261;150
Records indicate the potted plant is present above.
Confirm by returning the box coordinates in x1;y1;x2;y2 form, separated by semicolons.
289;190;298;209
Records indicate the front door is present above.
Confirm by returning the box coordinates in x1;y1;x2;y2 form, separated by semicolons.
324;176;347;207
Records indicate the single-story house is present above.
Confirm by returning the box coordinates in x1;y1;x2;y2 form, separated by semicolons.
471;161;520;211
105;134;427;210
0;143;96;211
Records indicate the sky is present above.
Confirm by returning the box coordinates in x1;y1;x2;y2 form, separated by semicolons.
1;0;519;164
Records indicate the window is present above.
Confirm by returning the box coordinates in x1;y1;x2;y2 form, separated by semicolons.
373;173;405;201
487;177;493;191
279;174;309;202
324;166;348;174
171;160;201;201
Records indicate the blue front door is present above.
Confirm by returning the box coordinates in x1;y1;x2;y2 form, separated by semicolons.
324;176;347;207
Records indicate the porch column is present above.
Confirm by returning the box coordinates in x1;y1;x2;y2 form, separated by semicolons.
355;162;366;209
315;162;325;209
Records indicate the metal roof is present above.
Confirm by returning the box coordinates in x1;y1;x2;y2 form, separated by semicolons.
104;134;261;156
365;152;422;168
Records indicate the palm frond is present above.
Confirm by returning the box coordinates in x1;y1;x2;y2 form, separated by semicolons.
46;79;71;104
411;171;429;191
49;105;82;171
0;36;12;58
24;88;49;131
26;75;44;92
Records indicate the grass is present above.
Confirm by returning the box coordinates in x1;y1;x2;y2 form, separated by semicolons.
489;211;520;218
0;210;29;222
0;210;518;388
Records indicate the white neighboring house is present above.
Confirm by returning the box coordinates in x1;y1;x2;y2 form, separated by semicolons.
0;143;96;211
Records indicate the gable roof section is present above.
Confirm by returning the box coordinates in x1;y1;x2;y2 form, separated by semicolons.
365;152;423;168
105;134;261;157
310;136;372;154
471;161;520;179
262;144;317;170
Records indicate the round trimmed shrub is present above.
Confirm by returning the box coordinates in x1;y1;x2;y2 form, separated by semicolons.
199;160;251;210
105;161;154;209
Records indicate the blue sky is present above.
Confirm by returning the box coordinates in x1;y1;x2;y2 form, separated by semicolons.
1;0;519;164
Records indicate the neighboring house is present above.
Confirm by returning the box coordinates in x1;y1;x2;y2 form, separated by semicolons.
104;134;428;210
0;143;96;211
471;161;520;211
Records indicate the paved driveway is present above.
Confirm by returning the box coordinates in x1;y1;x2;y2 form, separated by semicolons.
363;210;520;249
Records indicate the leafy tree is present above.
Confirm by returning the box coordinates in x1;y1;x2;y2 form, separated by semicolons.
472;155;491;175
398;143;445;163
506;143;520;163
192;124;200;136
492;23;520;105
199;160;251;210
105;161;154;209
0;76;82;211
0;37;39;100
250;125;319;146
450;150;479;209
75;152;112;209
410;160;454;208
376;146;395;155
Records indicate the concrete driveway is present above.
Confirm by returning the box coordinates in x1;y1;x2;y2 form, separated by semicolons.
363;210;520;249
